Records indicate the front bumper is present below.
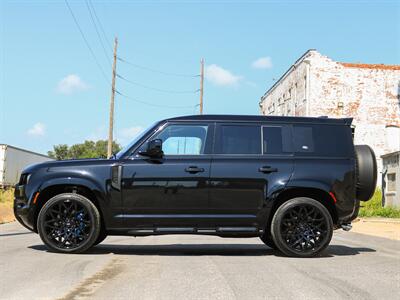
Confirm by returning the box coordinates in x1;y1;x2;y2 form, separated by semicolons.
14;184;35;231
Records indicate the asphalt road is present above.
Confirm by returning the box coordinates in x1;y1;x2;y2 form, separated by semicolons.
1;222;399;300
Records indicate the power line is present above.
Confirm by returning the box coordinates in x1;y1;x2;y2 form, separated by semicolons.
117;56;199;78
116;90;197;109
87;0;113;52
117;74;199;94
64;0;109;83
85;0;112;66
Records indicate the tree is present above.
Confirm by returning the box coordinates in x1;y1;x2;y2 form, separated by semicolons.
48;140;121;160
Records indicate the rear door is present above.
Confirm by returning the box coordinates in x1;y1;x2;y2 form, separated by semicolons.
209;122;294;228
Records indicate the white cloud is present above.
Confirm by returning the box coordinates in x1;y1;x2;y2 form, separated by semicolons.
205;64;242;86
27;122;45;137
56;74;89;94
252;57;273;69
117;126;144;145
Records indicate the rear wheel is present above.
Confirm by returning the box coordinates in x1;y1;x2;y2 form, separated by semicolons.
37;193;101;253
271;197;333;257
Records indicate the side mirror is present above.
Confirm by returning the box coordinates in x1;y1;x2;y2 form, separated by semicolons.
141;139;163;158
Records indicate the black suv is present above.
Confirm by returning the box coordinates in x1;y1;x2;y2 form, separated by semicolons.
14;115;377;257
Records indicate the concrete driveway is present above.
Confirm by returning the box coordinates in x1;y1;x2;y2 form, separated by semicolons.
1;222;399;300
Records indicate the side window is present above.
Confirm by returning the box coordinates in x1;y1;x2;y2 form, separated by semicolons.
262;126;291;154
293;126;314;153
293;124;352;156
153;124;208;155
217;125;261;154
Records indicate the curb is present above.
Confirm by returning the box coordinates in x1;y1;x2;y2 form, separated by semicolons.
356;217;400;224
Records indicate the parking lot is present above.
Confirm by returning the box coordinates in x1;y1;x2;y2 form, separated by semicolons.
0;221;399;300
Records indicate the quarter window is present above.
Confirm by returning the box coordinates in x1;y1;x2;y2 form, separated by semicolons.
217;125;261;154
153;125;208;155
293;125;352;156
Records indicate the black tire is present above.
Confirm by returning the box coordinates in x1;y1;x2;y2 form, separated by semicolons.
355;145;377;201
260;230;277;249
93;229;107;246
37;193;101;254
271;197;333;257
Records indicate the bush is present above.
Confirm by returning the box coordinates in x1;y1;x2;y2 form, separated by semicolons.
359;189;400;218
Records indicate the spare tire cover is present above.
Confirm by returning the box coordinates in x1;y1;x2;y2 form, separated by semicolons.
355;145;377;201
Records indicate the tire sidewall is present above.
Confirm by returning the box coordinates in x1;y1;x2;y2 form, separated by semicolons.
271;197;333;257
37;193;101;253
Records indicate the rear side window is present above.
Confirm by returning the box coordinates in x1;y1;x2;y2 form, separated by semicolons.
216;125;261;154
293;125;352;157
262;126;292;155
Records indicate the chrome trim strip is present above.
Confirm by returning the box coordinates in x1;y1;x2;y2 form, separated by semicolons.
115;214;256;219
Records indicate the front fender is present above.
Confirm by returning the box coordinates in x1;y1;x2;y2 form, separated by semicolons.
38;177;103;196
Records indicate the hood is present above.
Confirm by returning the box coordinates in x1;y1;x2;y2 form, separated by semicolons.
22;158;112;174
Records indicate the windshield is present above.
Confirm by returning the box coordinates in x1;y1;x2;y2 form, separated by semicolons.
115;122;159;159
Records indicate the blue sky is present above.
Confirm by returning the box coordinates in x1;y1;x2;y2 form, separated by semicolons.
1;0;399;154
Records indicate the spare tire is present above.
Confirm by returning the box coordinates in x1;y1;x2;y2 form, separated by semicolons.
355;145;377;201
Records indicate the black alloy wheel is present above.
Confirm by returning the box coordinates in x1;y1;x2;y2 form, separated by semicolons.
271;197;333;257
37;193;101;253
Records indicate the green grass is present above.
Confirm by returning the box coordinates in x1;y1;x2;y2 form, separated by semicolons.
0;188;14;205
359;189;400;218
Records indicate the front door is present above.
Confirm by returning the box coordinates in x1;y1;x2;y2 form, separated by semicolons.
120;122;214;229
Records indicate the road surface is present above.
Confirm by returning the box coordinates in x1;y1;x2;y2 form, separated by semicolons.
1;222;399;300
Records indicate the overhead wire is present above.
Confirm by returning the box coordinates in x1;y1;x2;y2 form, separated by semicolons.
117;56;199;78
116;90;197;109
65;0;199;110
116;74;199;94
64;0;110;83
88;0;113;52
84;0;112;66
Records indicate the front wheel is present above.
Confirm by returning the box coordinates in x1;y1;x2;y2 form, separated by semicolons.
37;193;101;253
271;197;333;257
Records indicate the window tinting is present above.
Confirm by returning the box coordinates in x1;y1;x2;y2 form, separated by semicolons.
262;126;291;154
293;125;352;156
218;125;261;154
293;126;314;153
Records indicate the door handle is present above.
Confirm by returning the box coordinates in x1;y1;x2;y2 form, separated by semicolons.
259;166;278;173
185;166;205;173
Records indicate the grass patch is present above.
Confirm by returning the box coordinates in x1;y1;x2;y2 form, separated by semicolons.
0;188;15;223
0;188;14;204
359;189;400;218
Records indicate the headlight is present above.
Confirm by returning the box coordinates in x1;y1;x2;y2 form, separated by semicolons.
19;173;31;185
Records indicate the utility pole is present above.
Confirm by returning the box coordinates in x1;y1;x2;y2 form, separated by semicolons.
107;37;118;158
199;58;204;115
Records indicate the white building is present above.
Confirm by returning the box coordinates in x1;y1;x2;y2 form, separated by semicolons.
382;151;400;208
259;50;400;181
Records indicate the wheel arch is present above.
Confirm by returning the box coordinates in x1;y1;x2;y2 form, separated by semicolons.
32;183;105;233
266;187;338;229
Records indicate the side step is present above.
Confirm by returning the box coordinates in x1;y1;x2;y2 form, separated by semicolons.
128;227;261;235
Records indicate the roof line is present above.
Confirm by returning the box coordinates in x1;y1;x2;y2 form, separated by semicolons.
339;62;400;70
260;49;316;104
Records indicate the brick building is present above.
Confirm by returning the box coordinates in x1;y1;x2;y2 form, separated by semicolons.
259;50;400;183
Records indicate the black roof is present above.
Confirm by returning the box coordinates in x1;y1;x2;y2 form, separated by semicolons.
167;114;353;125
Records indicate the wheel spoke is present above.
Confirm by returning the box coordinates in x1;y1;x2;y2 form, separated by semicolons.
280;203;329;254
